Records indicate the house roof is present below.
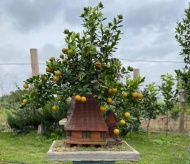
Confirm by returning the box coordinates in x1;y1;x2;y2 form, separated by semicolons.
64;95;108;132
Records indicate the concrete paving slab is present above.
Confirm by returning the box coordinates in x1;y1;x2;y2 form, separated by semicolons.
47;140;140;162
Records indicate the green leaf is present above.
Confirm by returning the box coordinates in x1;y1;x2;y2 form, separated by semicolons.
46;61;51;67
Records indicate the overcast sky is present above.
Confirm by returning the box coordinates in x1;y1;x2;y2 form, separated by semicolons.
0;0;189;95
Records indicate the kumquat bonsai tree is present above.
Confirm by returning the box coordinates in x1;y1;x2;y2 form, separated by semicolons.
21;2;145;136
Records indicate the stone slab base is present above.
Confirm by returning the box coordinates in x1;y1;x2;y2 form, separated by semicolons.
47;140;140;162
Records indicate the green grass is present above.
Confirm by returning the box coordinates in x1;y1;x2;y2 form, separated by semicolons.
0;131;189;164
122;132;190;164
0;108;189;164
0;131;58;163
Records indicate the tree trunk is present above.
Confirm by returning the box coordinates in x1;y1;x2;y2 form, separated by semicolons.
179;90;185;133
147;118;151;136
166;110;169;137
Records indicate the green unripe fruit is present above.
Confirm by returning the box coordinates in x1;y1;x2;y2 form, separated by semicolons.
62;48;68;54
80;14;85;17
90;45;96;51
98;2;103;8
127;66;134;72
64;29;69;34
118;14;123;19
60;54;64;58
105;29;110;35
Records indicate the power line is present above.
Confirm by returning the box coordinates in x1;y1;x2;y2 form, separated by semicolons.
0;63;45;65
0;58;184;65
119;58;184;63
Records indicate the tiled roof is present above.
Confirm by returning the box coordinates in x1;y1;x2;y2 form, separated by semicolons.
64;95;108;132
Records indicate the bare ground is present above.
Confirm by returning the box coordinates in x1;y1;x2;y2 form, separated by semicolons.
140;115;190;133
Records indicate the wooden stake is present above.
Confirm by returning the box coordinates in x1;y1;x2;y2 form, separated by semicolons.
133;69;140;79
30;48;42;134
30;49;39;76
133;69;140;92
178;89;185;132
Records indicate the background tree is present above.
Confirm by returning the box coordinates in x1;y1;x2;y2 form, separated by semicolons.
175;2;190;105
141;83;161;135
175;2;190;132
159;74;178;136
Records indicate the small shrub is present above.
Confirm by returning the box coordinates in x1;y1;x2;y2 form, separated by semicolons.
0;89;28;110
7;109;41;132
7;100;69;134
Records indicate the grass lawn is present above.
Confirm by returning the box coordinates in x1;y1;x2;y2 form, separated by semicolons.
0;131;189;164
0;108;189;163
124;132;189;164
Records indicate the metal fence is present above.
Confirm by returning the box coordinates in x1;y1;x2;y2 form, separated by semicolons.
0;65;41;97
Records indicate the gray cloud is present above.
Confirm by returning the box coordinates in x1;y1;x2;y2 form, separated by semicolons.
39;43;61;61
0;0;189;93
2;0;186;34
124;0;188;31
59;0;92;25
0;0;102;32
115;0;189;61
1;0;189;33
0;45;28;62
0;1;2;17
119;37;180;61
1;0;64;32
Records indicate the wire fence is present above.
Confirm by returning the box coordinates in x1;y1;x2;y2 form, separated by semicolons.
0;60;184;97
0;64;36;97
